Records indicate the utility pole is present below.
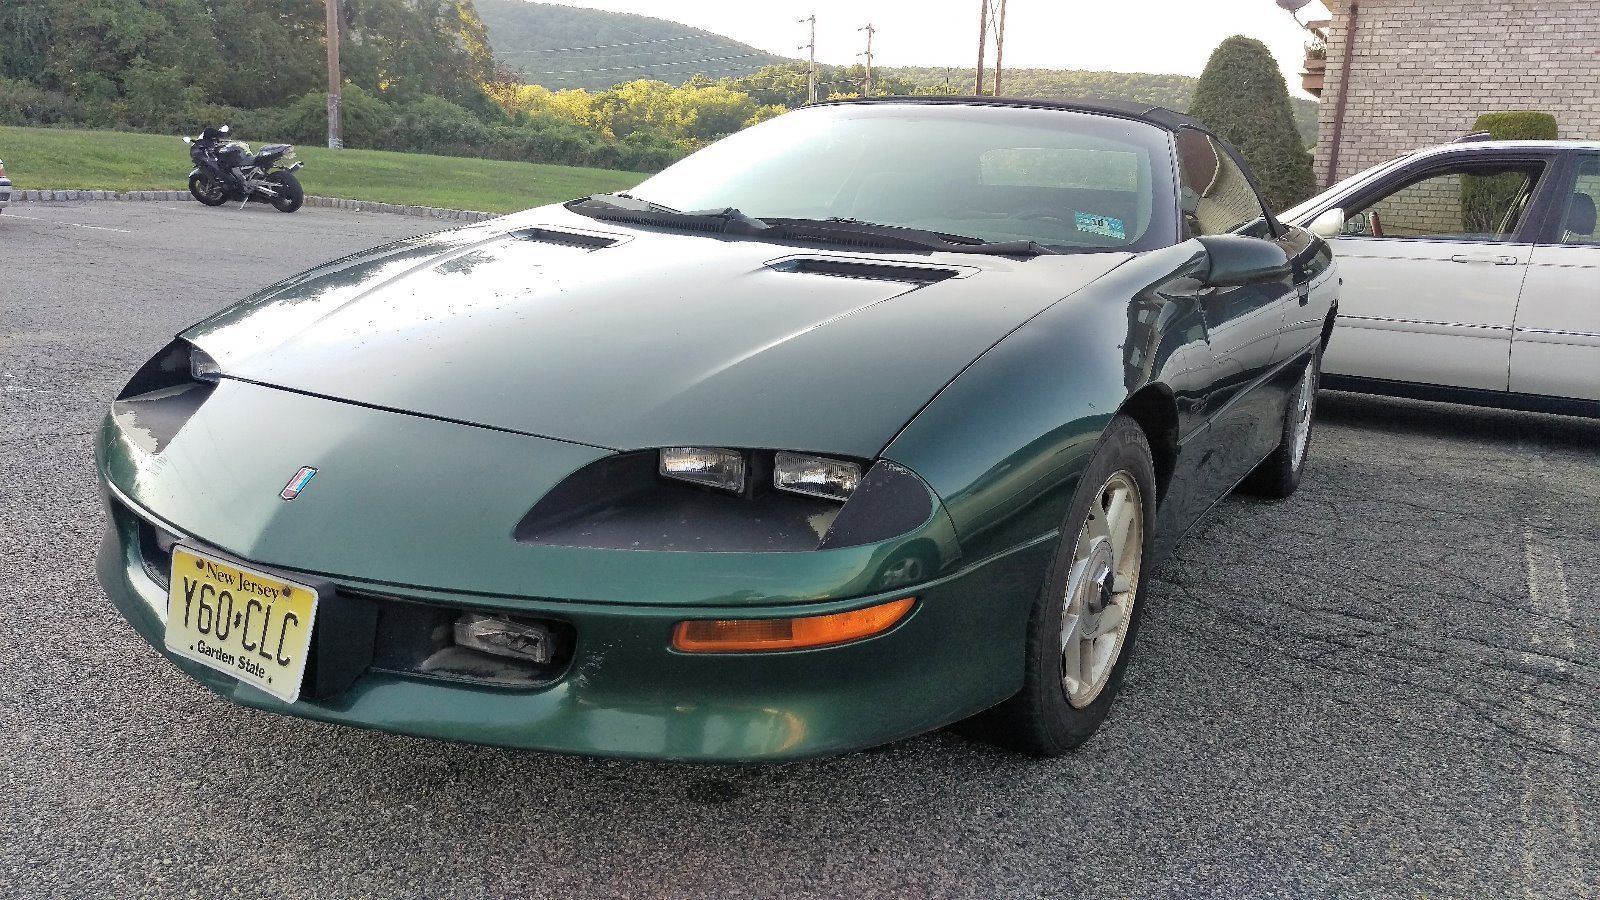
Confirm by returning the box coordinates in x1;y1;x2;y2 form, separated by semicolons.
799;15;818;104
858;23;875;95
975;0;988;95
324;0;342;149
992;0;1008;96
975;0;1007;97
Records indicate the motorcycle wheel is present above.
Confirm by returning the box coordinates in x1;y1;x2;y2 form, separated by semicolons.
188;172;228;207
268;172;304;213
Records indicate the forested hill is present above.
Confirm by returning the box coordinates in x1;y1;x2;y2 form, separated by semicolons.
476;0;788;90
477;3;1318;144
884;66;1320;144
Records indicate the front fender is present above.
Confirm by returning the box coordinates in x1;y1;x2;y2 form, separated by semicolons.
882;243;1210;562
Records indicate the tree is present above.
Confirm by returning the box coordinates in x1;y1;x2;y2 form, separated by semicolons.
1187;36;1315;211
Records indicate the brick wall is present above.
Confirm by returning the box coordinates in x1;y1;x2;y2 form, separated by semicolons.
1315;0;1600;186
1366;174;1470;235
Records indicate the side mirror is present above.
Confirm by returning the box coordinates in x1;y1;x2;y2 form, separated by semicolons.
1309;207;1346;239
1196;235;1291;288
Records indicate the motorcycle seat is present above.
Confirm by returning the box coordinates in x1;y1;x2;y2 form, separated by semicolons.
258;144;291;155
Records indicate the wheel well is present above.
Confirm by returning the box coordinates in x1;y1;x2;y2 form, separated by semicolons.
1119;386;1179;504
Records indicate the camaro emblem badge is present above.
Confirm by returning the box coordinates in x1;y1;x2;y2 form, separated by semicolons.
280;466;318;501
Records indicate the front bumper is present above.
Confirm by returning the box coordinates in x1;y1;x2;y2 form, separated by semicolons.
100;484;1052;762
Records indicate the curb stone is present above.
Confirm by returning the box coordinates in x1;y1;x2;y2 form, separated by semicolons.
15;188;497;223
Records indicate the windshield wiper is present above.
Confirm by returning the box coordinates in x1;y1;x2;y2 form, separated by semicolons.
822;217;989;245
765;217;1060;256
567;199;1056;256
569;196;770;233
576;192;682;214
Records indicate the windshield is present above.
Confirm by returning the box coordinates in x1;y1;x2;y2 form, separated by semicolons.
622;103;1178;252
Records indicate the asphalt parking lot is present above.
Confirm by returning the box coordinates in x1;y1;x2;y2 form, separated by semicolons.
2;200;1596;899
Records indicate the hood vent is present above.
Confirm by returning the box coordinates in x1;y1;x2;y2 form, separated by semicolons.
769;257;962;285
510;227;622;250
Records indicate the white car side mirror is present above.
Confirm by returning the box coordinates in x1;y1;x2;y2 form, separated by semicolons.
1309;207;1347;239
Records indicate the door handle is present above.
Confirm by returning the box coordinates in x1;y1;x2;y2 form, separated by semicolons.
1449;254;1520;265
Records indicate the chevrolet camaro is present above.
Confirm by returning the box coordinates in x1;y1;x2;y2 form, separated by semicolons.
98;98;1338;761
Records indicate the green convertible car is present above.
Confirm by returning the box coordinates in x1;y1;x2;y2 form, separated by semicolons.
98;98;1338;761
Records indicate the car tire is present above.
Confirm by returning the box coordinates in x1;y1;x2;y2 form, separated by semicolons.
980;414;1157;756
1242;348;1321;499
189;173;227;207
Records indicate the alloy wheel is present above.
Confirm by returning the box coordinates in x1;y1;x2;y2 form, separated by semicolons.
1059;471;1143;708
1290;360;1317;467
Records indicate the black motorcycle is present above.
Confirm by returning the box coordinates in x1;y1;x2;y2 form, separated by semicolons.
184;125;304;213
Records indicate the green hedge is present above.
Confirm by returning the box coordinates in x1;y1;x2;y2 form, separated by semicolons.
1471;111;1559;141
1461;111;1558;234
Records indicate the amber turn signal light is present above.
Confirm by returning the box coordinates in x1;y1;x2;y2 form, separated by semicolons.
672;596;916;653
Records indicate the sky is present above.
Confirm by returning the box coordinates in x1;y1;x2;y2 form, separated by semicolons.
535;1;1334;99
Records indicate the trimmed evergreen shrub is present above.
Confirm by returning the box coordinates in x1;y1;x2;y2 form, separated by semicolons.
1187;36;1316;212
1471;111;1558;142
1461;111;1558;234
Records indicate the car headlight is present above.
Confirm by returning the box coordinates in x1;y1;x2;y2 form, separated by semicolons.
659;447;746;492
112;339;223;454
189;345;223;382
773;451;861;502
519;451;933;552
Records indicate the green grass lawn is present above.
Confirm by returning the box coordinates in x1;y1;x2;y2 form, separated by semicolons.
0;125;645;213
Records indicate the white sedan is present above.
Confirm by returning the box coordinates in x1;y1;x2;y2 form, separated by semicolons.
1285;139;1599;415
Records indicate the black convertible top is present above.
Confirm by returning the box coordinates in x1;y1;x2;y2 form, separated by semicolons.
815;95;1206;134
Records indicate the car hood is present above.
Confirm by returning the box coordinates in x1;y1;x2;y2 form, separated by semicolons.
184;206;1130;458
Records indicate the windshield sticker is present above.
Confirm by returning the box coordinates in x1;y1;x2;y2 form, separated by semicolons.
1076;212;1126;240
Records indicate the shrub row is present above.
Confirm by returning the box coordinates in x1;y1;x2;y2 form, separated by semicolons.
0;77;681;173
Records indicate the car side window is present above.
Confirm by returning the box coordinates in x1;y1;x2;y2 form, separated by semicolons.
1554;156;1600;245
1175;127;1271;237
1342;162;1544;241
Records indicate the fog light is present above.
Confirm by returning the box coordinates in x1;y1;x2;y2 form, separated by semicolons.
672;596;915;653
660;447;746;492
454;612;554;664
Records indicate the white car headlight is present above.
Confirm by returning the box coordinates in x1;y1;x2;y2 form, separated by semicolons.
659;447;746;492
773;451;862;502
189;344;223;382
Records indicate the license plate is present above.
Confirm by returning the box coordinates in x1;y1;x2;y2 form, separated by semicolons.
165;545;318;703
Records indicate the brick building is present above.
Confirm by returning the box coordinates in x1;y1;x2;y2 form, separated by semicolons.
1307;0;1600;188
